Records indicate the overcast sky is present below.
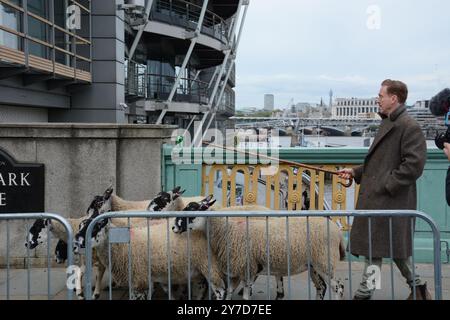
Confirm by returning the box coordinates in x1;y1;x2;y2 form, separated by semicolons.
235;0;450;109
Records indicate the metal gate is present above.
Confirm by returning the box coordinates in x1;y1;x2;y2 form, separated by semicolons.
0;213;74;300
83;210;443;300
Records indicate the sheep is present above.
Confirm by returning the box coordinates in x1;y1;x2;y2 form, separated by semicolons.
172;196;346;300
111;194;150;211
72;186;212;300
25;216;103;299
110;186;204;213
167;196;315;300
25;188;115;300
74;209;227;300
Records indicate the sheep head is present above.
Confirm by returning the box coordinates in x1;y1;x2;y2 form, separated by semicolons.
147;186;185;212
25;218;51;249
74;216;109;253
86;187;113;217
172;195;215;234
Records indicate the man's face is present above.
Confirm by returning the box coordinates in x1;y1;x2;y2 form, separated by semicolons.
378;86;398;116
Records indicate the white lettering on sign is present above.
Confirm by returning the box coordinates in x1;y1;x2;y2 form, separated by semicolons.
0;172;31;186
9;172;17;186
21;172;31;186
0;193;6;206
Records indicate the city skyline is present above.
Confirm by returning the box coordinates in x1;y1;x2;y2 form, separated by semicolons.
235;0;450;109
235;92;433;111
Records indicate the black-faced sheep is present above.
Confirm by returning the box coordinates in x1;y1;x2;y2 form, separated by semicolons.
173;196;346;300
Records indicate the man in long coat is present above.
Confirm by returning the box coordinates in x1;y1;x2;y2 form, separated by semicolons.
339;79;431;300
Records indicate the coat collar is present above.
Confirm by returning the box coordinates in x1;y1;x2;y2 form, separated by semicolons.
365;105;406;159
388;104;407;121
377;104;406;121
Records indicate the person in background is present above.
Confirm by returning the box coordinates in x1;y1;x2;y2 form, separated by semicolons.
443;142;450;206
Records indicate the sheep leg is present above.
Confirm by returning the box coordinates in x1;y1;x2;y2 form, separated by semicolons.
131;290;148;300
310;267;327;300
192;277;208;300
242;275;258;300
171;284;191;300
196;265;226;300
242;284;252;300
226;277;242;300
75;265;85;300
331;278;344;300
276;276;284;300
93;261;105;300
313;268;344;300
159;283;172;299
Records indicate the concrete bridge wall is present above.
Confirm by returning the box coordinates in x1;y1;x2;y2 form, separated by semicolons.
0;123;176;267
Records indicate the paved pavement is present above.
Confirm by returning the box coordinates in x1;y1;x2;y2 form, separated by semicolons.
1;262;449;300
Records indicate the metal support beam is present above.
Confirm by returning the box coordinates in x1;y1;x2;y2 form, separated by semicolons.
156;0;209;125
128;0;154;61
192;111;209;147
23;0;29;68
193;70;201;82
216;3;249;109
207;0;244;109
207;66;219;90
194;0;248;141
201;112;216;141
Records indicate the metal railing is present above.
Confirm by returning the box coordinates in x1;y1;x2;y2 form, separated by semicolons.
203;164;360;230
0;213;74;300
126;70;210;105
83;210;443;300
151;0;231;43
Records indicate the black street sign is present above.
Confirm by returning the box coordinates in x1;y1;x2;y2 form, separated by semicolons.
0;148;45;213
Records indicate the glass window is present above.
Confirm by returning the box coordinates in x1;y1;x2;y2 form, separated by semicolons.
28;15;50;58
54;0;66;28
0;3;22;49
28;0;48;18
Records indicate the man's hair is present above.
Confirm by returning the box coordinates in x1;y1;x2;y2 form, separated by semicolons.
381;79;408;104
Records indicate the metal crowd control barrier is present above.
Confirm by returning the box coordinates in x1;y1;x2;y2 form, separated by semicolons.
84;210;442;300
0;213;74;300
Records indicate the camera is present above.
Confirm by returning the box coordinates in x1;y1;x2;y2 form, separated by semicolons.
429;89;450;149
435;127;450;150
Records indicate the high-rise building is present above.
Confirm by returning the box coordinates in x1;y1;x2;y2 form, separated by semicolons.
329;89;333;109
0;0;247;129
264;94;274;111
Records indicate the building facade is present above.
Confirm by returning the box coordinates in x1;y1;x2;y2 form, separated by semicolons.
332;97;380;119
0;0;246;129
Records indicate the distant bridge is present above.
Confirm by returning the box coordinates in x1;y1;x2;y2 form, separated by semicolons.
232;117;380;136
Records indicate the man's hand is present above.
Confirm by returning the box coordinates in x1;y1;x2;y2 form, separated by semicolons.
338;168;355;180
444;143;450;161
